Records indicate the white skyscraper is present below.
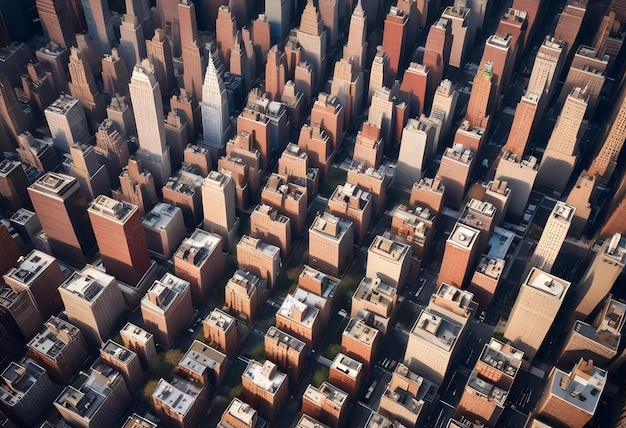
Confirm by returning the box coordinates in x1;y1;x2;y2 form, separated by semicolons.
201;47;231;152
129;59;171;186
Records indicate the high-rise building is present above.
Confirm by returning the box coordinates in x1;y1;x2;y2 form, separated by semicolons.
309;213;354;276
15;132;57;173
296;0;327;88
27;316;89;383
437;144;473;209
202;47;231;153
431;80;458;143
534;359;606;428
216;5;236;66
318;0;338;48
120;322;157;372
423;19;453;102
310;93;343;151
302;382;348;428
479;34;514;105
129;60;171;187
152;376;206;428
503;93;540;158
146;28;175;97
341;316;380;370
36;42;69;95
572;233;626;318
276;289;328;346
561;296;625;367
262;174;308;235
27;172;96;265
330;58;363;127
81;0;115;54
202;170;239;251
278;142;318;196
59;265;125;347
174;229;224;302
536;87;588;192
297;123;334;181
368;47;390;103
36;0;76;49
465;63;494;132
558;46;607;118
178;340;228;388
527;37;564;99
236;235;281;289
225;270;266;324
0;160;31;212
396;118;436;188
101;49;130;99
0;223;19;274
107;95;135;138
343;0;367;73
44;94;90;153
250;204;291;258
164;110;188;171
504;268;570;362
442;1;475;68
265;326;306;382
100;340;144;391
162;166;204;229
68;143;110;201
112;157;158;215
242;360;288;421
588;89;626;184
141;273;193;347
378;364;437;427
142;202;185;259
398;63;429;117
467;256;505;309
528;202;574;273
455;339;523;426
381;7;408;80
554;0;587;60
565;172;595;236
179;0;206;103
327;183;371;246
390;204;435;263
265;46;287;101
0;285;44;341
0;73;31;150
203;308;240;359
438;222;480;288
329;353;364;397
494;152;538;218
218;398;258;428
118;15;146;71
88;195;151;286
346;163;389;216
353;122;382;169
265;0;291;43
252;16;271;74
366;235;411;290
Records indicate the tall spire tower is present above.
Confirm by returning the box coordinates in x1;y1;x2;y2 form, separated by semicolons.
129;60;171;187
296;0;327;88
343;0;367;74
201;46;231;154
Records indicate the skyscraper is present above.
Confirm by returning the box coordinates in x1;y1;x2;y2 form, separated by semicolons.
88;195;151;286
146;28;175;98
265;0;291;43
68;47;106;127
216;5;236;68
296;0;327;88
118;14;146;70
36;0;76;49
588;89;626;184
343;0;367;74
431;79;458;141
129;60;171;187
554;0;587;60
465;62;494;130
318;0;338;47
494;152;538;218
503;268;570;362
330;58;363;128
101;49;130;98
179;0;206;103
0;74;31;148
536;87;588;192
502;93;539;158
442;1;475;68
27;172;96;265
381;6;408;80
396;118;436;188
265;46;287;101
558;45;607;117
527;37;564;98
81;0;115;54
423;18;453;102
202;171;239;251
202;47;231;153
528;202;574;273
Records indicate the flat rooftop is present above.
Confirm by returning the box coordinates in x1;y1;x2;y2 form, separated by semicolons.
242;360;285;394
277;293;319;327
60;266;114;303
153;377;202;417
4;249;55;286
142;203;181;229
435;283;473;311
205;309;235;332
487;226;515;260
466;371;507;406
102;340;136;363
29;317;80;359
603;233;626;265
45;94;80;115
175;229;222;266
304;381;347;407
369;235;411;262
411;308;462;352
179;340;226;376
447;223;479;249
30;172;77;196
331;353;363;380
238;235;280;258
164;169;204;195
443;144;473;164
120;323;153;344
143;273;189;312
122;414;158;428
266;326;306;351
479;338;523;378
311;213;352;240
525;268;569;300
475;256;505;280
222;398;257;426
549;361;606;414
0;358;46;406
551;201;575;223
344;317;378;346
354;277;397;308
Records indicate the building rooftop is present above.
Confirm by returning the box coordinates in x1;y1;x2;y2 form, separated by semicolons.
175;229;222;267
479;338;524;378
443;144;473;164
238;235;281;258
60;266;114;303
122;414;158;428
500;151;539;169
142;203;181;229
365;412;397;428
447;223;479;249
331;353;363;380
475;256;505;280
330;183;371;210
45;94;80;115
120;323;153;344
102;340;137;363
266;326;306;351
227;270;266;297
277;293;319;327
573;298;626;351
304;381;347;407
310;213;353;240
354;277;397;309
152;377;203;417
0;159;21;176
525;268;570;300
10;208;37;226
434;283;474;312
0;358;46;407
487;226;515;259
265;174;305;201
548;360;606;414
222;398;257;426
205;309;235;332
466;370;508;406
142;273;189;312
4;250;56;286
344;317;379;347
179;340;227;376
242;360;285;395
30;172;78;197
384;364;437;413
603;233;626;265
348;162;388;181
253;204;290;224
296;414;330;428
551;201;575;223
369;235;410;262
164;169;204;196
29;317;81;360
205;170;232;189
411;308;462;352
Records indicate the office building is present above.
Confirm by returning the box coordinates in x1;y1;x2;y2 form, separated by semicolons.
309;213;354;276
225;270;266;324
171;89;201;141
250;204;291;258
183;144;211;177
3;249;64;318
68;143;110;201
560;296;625;367
494;152;539;218
265;326;306;382
465;62;494;132
68;47;106;127
318;0;338;47
54;361;131;428
467;256;504;309
442;1;475;68
27;316;89;383
265;46;286;101
381;7;407;79
353;122;383;169
100;340;143;391
152;376;206;428
554;0;587;60
59;266;125;347
504;268;570;362
164;110;188;171
535;359;606;428
390;203;434;263
346;163;389;216
297;123;335;181
330;58;363;127
277;143;319;197
438;222;480;288
437;144;473;210
262;174;308;236
430;80;458;144
378;364;437;427
16;132;57;173
145;29;175;98
120;323;157;372
559;46;607;118
327;183;372;246
455;339;523;426
276;291;324;347
236;235;281;289
528;202;574;273
88;196;150;286
368;87;396;149
424;19;452;102
178;340;228;387
218;397;258;428
588;89;626;184
203;309;240;360
573;233;626;318
0;160;31;212
265;0;291;43
94;119;129;179
341;316;380;370
179;0;206;103
0;286;44;341
398;62;428;117
106;95;135;138
503;93;540;158
397;118;436;188
174;229;223;302
113;158;158;215
368;47;390;103
296;1;326;88
202;171;239;251
281;80;304;128
123;414;157;428
128;61;171;187
242;360;288;421
36;42;69;95
565;172;594;236
366;236;411;290
0;357;59;426
202;48;231;154
44;94;89;153
162;166;204;229
410;176;445;217
36;0;76;49
527;37;564;99
10;208;40;244
302;382;348;428
343;0;367;73
329;353;364;397
537;87;588;192
310;93;343;150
